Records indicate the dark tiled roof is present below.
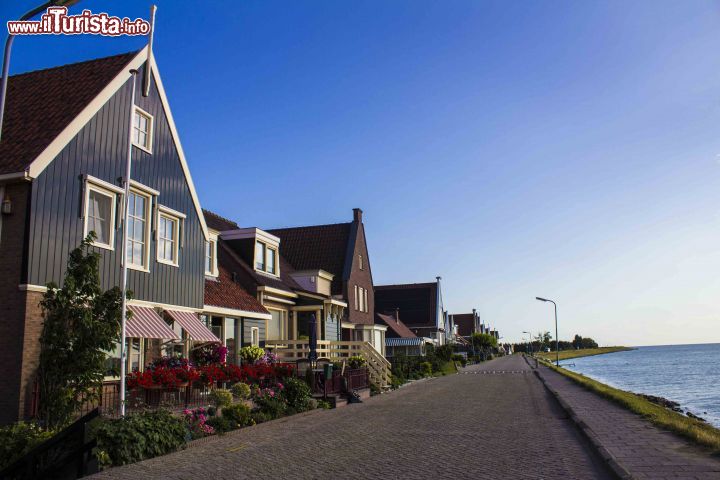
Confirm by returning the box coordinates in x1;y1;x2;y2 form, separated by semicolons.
376;312;416;338
374;282;438;329
453;313;476;337
203;209;239;232
204;244;268;314
267;223;351;295
0;51;139;175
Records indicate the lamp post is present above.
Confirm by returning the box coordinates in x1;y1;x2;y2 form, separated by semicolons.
535;297;559;366
0;0;81;142
523;331;532;355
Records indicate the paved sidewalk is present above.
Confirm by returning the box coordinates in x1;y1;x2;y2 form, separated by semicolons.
94;355;611;480
537;365;720;480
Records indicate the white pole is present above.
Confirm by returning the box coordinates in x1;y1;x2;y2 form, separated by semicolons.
119;70;138;417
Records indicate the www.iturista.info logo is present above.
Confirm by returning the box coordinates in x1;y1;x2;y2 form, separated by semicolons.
7;7;150;36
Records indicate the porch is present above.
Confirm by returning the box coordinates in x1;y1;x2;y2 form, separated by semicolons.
265;339;392;388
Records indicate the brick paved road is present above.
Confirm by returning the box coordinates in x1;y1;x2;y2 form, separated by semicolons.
538;366;720;480
94;355;611;480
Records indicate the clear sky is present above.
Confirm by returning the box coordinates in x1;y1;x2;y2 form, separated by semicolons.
4;1;720;346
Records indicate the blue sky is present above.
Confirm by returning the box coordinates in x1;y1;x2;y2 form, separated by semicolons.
4;1;720;346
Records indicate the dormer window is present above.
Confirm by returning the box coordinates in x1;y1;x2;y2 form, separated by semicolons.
132;107;153;153
255;240;278;276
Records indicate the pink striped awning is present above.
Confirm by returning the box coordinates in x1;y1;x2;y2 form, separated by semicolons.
126;305;180;340
166;310;219;342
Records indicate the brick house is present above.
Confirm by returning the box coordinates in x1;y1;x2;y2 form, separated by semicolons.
374;277;452;346
267;208;387;355
451;309;481;338
202;210;348;354
0;49;219;424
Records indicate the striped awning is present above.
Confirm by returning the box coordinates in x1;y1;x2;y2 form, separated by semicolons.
126;305;180;340
166;310;220;342
385;337;429;347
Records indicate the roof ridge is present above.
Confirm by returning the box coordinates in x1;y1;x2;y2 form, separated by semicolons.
10;49;140;79
202;208;239;228
375;282;437;288
268;221;352;231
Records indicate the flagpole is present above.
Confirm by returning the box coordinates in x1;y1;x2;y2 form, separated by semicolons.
119;69;138;417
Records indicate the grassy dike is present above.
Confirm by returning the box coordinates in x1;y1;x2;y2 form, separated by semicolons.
536;346;633;362
541;360;720;453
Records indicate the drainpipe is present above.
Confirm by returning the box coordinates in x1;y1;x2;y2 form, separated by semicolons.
435;276;442;344
119;69;139;417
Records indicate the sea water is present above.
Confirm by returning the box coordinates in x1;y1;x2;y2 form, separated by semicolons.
565;343;720;427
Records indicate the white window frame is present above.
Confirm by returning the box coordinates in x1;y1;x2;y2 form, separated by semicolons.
364;288;369;313
156;210;180;267
254;240;280;277
126;187;152;272
132;106;153;154
83;177;122;251
354;285;359;311
205;233;219;277
358;254;363;270
250;326;260;347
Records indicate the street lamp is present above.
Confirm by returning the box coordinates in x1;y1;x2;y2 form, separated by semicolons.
0;0;82;141
523;331;532;355
535;297;559;366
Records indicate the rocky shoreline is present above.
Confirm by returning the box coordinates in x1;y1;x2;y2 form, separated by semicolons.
638;393;708;422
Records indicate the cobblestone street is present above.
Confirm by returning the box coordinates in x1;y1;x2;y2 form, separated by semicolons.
94;355;611;480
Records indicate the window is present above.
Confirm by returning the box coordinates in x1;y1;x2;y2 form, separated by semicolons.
364;288;369;313
132;107;153;152
255;241;265;270
358;254;363;270
254;241;279;276
267;248;276;274
126;190;150;270
84;182;117;250
250;327;260;347
205;239;217;275
157;213;179;266
267;309;286;341
354;285;359;310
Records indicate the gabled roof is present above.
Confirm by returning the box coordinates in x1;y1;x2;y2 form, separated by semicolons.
203;209;239;232
0;48;209;239
204;242;269;315
453;313;476;337
0;51;138;176
374;282;438;329
376;312;417;338
267;222;352;295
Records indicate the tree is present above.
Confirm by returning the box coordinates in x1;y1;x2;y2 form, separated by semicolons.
471;332;498;360
37;234;125;428
572;334;583;349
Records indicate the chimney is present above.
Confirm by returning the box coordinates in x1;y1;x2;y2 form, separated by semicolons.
395;308;400;323
352;208;363;223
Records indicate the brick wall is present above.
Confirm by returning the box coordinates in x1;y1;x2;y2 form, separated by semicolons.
345;218;375;326
0;181;31;424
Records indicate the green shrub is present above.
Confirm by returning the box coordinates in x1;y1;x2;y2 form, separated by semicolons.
434;344;454;361
205;415;235;434
208;388;233;408
93;410;186;466
307;398;318;410
231;382;251;400
256;397;286;419
316;400;332;409
0;422;55;469
281;378;312;413
452;354;467;367
419;361;433;376
239;346;265;364
348;355;366;369
222;403;254;428
251;411;272;424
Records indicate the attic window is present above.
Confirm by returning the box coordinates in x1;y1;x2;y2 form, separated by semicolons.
205;238;218;277
132;107;153;153
358;254;364;270
255;240;279;276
